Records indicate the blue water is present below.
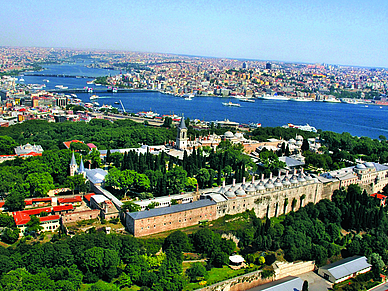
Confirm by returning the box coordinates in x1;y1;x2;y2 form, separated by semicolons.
18;63;388;139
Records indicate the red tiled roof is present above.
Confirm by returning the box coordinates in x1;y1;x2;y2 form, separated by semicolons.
0;202;4;208
58;196;82;204
25;200;33;205
21;207;52;216
39;215;60;222
84;193;95;202
53;204;73;212
32;197;52;203
86;143;97;149
371;193;387;200
13;211;31;226
63;140;83;149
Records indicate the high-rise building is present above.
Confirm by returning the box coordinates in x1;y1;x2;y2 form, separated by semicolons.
266;63;272;70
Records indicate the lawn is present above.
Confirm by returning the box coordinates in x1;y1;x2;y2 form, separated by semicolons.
183;265;258;291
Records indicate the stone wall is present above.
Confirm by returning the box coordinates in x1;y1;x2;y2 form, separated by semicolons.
62;209;100;224
196;270;273;291
127;203;217;237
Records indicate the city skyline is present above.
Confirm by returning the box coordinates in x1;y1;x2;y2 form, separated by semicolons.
1;0;388;68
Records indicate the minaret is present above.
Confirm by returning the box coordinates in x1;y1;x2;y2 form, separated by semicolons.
70;152;78;176
78;156;86;178
176;115;188;150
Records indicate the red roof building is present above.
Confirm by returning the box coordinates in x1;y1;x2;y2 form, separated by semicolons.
52;204;74;213
57;196;82;205
84;193;95;202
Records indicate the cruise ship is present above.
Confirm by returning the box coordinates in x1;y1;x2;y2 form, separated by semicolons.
259;94;290;101
283;123;318;133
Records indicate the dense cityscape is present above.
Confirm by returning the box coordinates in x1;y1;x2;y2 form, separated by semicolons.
0;46;388;291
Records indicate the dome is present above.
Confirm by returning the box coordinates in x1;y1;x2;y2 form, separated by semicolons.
235;187;246;197
282;177;291;186
224;131;234;138
225;188;236;198
290;175;299;184
246;183;256;192
235;132;244;139
274;178;283;187
297;173;306;182
356;164;367;169
256;182;266;191
265;179;274;189
365;162;374;168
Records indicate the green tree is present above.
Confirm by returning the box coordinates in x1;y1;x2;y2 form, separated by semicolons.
185;263;208;282
26;172;54;197
26;215;43;234
0;136;18;155
302;280;309;291
4;185;27;211
70;142;90;155
1;227;20;244
122;201;141;212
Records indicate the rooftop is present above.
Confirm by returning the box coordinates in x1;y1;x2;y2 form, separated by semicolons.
320;256;371;280
127;199;216;220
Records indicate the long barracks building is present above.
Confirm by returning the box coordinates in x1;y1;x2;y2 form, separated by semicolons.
124;162;388;237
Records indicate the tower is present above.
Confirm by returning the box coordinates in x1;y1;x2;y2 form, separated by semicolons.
78;156;86;178
176;115;188;150
70;151;78;176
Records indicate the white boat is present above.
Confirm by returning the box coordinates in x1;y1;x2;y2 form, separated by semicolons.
90;95;99;100
222;101;241;107
93;102;100;106
19;78;25;82
71;94;77;98
290;97;313;102
259;94;290;101
283;123;317;133
324;96;341;103
239;98;255;103
249;122;262;128
55;85;68;89
43;79;49;83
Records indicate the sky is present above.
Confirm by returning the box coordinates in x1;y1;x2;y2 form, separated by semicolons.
1;0;388;67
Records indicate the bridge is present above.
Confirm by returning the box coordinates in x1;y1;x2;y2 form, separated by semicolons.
46;88;158;94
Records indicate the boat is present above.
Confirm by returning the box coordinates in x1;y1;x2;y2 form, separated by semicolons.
290;97;313;102
55;85;68;89
93;102;100;106
283;123;317;133
239;98;255;103
71;94;77;98
90;95;99;100
114;101;120;104
19;78;25;82
222;101;241;107
184;96;193;100
323;96;341;103
249;122;262;128
43;79;49;83
259;94;290;101
95;83;101;86
86;80;94;85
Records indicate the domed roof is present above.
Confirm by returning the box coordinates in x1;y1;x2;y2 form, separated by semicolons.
256;182;266;191
265;179;274;189
235;132;244;139
224;131;234;138
225;188;236;198
236;187;246;197
282;177;291;186
356;164;367;169
290;175;299;184
365;162;374;168
297;173;306;182
274;178;283;187
245;183;256;193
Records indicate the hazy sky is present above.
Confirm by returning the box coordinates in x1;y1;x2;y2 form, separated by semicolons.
1;0;387;67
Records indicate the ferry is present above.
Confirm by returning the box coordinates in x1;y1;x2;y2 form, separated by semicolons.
222;101;241;107
71;94;77;98
137;110;160;118
239;98;255;103
259;94;290;101
86;80;94;85
249;122;262;128
43;79;50;83
290;97;313;102
283;123;317;133
323;96;341;103
55;85;68;89
90;95;99;100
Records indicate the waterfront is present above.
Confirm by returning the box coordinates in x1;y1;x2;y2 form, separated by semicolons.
19;63;388;139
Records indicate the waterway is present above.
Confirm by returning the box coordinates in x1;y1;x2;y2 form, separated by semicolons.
17;62;388;139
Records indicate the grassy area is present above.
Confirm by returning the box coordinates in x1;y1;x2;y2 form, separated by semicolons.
183;265;259;291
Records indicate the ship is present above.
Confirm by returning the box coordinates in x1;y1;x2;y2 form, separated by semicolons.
239;98;255;103
259;94;290;101
222;101;241;107
90;95;99;100
323;96;341;103
283;123;317;133
289;97;313;102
